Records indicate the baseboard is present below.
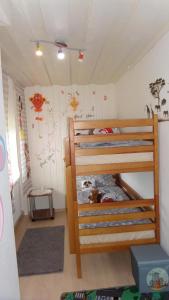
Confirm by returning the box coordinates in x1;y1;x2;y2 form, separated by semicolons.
54;208;66;213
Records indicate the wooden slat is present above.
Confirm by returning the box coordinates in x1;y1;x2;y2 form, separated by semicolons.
76;161;154;176
79;223;156;236
66;166;76;254
80;238;157;254
74;118;154;130
75;145;154;156
74;132;154;143
116;176;142;200
153;114;160;242
64;137;70;166
69;118;82;277
78;211;155;224
78;199;154;211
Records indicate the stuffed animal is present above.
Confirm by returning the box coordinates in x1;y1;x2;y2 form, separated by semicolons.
82;180;93;189
88;188;102;204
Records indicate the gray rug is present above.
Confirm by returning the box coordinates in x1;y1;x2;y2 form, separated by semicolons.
17;226;64;276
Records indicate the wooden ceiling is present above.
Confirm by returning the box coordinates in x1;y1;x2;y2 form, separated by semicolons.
0;0;169;86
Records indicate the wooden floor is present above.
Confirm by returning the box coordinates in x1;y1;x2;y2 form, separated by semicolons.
15;211;135;300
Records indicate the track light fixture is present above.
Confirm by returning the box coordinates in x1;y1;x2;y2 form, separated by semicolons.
32;40;85;61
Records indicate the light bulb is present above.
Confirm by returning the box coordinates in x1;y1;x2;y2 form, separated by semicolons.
57;48;65;60
36;49;43;56
35;42;43;56
78;51;84;62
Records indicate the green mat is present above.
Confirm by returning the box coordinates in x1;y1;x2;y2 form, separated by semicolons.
61;286;169;299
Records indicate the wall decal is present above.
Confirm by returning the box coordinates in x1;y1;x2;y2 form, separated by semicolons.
104;95;107;101
30;93;46;112
35;116;43;121
74;114;83;119
70;96;79;111
36;150;55;168
86;113;94;118
61;90;64;95
92;91;96;95
148;78;168;119
0;196;4;241
0;136;6;171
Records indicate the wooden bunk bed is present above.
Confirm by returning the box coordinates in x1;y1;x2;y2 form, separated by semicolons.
64;114;159;278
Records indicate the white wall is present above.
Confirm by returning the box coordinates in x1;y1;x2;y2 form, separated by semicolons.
116;30;169;119
0;51;20;299
25;83;116;209
115;29;169;253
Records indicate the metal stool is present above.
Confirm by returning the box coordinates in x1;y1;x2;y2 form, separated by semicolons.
28;188;55;221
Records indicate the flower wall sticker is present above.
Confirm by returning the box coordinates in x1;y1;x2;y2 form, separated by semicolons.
30;93;46;112
0;196;4;241
0;136;6;171
70;96;79;111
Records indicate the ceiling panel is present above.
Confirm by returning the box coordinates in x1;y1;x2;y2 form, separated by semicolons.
0;0;169;86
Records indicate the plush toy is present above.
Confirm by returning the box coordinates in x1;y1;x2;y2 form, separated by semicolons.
88;188;102;204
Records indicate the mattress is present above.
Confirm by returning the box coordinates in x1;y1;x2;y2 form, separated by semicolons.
76;152;153;165
76;140;153;165
80;230;155;244
77;174;155;245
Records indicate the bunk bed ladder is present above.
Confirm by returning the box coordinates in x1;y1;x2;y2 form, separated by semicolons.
69;118;82;278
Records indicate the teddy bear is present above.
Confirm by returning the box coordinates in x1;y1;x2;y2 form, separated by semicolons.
88;188;102;204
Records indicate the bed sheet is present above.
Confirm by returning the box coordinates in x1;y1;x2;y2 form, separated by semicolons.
80;230;155;244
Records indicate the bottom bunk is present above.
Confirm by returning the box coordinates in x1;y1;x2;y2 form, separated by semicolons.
66;171;158;277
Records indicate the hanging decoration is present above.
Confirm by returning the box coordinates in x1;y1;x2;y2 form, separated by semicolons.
0;196;4;241
70;96;79;112
24;143;31;179
35;116;43;121
30;93;46;113
18;96;26;140
0;136;6;172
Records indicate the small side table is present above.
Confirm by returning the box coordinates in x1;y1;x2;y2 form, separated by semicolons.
28;188;55;221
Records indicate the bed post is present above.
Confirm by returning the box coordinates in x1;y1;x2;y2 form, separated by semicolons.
153;114;160;243
69;118;82;278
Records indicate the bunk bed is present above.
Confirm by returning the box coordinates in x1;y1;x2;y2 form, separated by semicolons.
64;114;159;278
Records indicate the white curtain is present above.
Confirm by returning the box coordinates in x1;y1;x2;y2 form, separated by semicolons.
7;77;20;184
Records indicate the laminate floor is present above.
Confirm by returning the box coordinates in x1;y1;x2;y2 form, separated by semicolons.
15;211;135;300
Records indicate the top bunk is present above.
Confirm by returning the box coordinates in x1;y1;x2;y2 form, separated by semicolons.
65;114;158;176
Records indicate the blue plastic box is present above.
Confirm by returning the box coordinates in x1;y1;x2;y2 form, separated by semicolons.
130;244;169;294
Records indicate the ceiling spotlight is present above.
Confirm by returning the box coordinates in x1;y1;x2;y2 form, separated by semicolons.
78;50;84;62
32;39;86;61
57;48;65;60
35;42;43;56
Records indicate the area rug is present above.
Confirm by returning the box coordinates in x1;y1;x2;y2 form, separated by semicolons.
61;286;169;299
17;226;64;276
